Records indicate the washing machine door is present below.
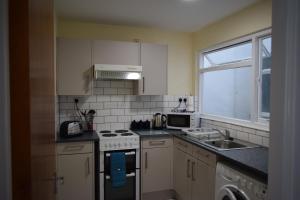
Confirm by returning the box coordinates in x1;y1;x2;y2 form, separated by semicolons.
217;185;249;200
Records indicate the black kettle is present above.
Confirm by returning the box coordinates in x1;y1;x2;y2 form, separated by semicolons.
152;113;167;129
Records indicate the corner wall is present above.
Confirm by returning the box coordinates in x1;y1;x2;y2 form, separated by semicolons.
56;20;193;96
192;0;272;93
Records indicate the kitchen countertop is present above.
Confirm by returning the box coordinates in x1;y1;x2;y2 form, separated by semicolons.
134;129;171;138
56;131;99;143
135;129;268;181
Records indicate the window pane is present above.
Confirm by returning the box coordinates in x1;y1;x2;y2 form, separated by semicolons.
203;42;252;68
261;74;270;114
202;67;251;120
259;36;272;119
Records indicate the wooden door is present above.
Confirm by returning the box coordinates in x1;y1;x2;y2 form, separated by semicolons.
173;147;191;200
140;43;168;95
57;38;93;95
9;0;56;200
57;153;94;200
191;160;213;200
142;147;172;193
93;40;140;65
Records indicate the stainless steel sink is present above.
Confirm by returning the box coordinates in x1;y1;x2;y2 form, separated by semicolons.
203;139;259;150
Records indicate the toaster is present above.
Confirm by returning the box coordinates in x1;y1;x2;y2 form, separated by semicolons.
60;121;82;138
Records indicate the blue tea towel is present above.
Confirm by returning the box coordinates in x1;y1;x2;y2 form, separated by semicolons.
110;152;126;187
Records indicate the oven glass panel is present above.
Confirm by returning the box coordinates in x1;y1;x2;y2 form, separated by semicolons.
104;176;135;200
104;149;137;200
167;114;190;127
104;150;136;174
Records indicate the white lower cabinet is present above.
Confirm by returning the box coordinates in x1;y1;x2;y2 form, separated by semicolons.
174;138;216;200
141;137;173;199
56;142;94;200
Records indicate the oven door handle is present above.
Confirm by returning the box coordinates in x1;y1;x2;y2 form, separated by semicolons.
106;151;136;157
105;172;136;180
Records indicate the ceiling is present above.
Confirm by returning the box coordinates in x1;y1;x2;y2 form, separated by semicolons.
56;0;259;32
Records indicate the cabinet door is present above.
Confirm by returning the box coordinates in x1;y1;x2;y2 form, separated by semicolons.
57;153;94;200
57;38;93;95
140;43;167;95
142;147;172;193
174;147;191;200
93;40;140;65
191;159;214;200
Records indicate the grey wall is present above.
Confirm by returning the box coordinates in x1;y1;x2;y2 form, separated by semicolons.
0;0;11;199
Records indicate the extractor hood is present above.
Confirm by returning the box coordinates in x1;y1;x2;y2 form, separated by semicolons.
94;64;143;80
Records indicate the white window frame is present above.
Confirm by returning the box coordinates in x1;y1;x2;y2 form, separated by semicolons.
198;29;271;131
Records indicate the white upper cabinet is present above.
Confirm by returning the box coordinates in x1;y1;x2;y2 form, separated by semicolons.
57;38;93;95
92;40;140;65
139;43;168;95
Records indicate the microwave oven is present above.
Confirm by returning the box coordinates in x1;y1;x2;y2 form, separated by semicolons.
166;112;200;129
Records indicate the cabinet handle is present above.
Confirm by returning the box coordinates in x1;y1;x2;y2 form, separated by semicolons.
142;77;145;93
145;152;148;169
187;159;191;178
86;157;90;175
191;161;196;181
63;145;84;152
178;141;188;148
149;140;166;146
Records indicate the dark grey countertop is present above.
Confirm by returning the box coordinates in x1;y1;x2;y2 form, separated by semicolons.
134;129;171;138
135;129;268;181
56;131;99;143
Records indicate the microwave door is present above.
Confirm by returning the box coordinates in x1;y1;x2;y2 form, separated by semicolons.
167;114;190;128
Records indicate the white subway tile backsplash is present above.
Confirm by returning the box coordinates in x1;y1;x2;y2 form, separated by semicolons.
111;123;125;130
249;134;263;145
105;116;118;123
111;95;124;102
201;118;270;147
111;109;125;116
58;81;268;145
104;88;118;95
111;81;125;88
124;95;136;102
97;109;111;116
97;95;110;102
90;102;104;109
96;80;111;88
118;116;131;123
117;88;132;95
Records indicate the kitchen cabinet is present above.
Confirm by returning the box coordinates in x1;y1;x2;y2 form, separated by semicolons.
56;142;94;200
93;40;140;65
174;147;192;200
57;38;93;95
141;137;173;195
139;43;168;95
173;138;216;200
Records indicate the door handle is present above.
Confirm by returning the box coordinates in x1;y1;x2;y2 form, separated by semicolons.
187;159;191;178
145;152;148;169
142;77;145;93
191;161;196;181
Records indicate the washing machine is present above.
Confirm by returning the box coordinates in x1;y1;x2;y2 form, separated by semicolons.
215;162;267;200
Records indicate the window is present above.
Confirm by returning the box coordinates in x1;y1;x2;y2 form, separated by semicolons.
199;30;272;126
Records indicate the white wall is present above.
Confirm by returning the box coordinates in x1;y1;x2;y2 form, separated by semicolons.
0;0;11;199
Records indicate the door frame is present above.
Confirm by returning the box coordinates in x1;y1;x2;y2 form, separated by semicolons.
0;0;11;199
269;0;300;199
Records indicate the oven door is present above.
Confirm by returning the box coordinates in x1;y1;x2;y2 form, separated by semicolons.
103;150;138;200
167;114;191;129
